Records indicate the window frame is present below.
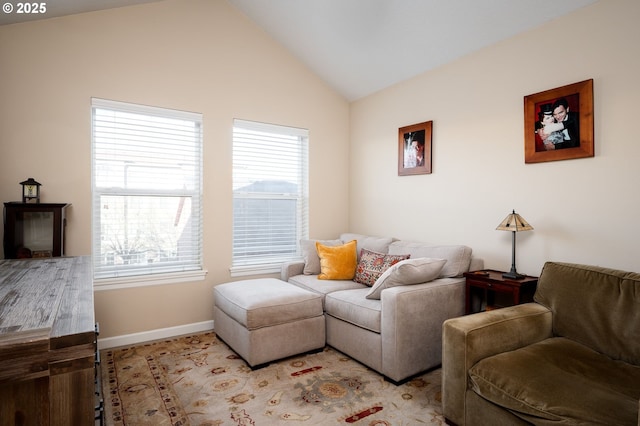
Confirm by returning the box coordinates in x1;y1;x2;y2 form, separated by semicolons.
91;98;205;288
230;119;309;276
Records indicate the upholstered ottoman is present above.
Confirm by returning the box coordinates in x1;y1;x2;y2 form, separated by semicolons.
213;278;325;367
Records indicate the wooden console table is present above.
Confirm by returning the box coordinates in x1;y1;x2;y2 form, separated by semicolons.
0;256;100;425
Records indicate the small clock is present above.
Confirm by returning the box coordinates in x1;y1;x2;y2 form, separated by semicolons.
20;177;41;203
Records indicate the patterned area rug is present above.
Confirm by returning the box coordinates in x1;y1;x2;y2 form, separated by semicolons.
101;332;445;425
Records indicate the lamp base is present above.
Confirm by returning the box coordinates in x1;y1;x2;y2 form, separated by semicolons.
502;271;525;280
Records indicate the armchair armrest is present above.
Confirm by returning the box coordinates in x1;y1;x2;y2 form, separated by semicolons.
442;303;552;426
281;260;305;281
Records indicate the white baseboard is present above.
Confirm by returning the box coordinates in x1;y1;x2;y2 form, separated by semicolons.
97;320;214;350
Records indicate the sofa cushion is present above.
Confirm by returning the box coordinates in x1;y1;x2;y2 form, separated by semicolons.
534;262;640;365
325;288;382;333
300;238;343;275
365;257;447;300
353;249;410;287
213;278;323;330
317;240;357;280
339;233;394;261
388;241;471;278
469;337;640;426
287;274;366;309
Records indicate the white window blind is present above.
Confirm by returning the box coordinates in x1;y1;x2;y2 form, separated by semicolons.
232;119;309;275
91;98;203;281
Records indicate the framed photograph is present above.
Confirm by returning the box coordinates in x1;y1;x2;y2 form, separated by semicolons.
524;79;594;164
398;121;433;176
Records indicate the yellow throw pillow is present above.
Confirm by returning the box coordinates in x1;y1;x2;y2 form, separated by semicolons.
316;240;357;280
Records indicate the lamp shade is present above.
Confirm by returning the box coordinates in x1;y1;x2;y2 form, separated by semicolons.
496;210;533;232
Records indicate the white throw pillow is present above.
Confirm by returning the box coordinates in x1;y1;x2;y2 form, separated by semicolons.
387;242;472;278
301;239;342;275
365;257;447;300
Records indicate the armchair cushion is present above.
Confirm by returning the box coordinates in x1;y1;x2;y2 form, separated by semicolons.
365;257;446;300
534;262;640;365
469;337;640;425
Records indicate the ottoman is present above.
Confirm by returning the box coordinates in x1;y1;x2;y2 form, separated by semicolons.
213;278;325;367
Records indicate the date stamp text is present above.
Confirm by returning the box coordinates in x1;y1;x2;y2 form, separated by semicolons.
3;2;48;14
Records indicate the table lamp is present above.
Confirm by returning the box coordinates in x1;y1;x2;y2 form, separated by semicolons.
496;210;533;279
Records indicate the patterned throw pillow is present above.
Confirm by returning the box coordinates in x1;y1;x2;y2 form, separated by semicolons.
353;249;410;286
365;258;447;300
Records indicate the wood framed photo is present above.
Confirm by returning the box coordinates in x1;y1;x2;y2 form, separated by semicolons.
398;121;432;176
524;79;594;164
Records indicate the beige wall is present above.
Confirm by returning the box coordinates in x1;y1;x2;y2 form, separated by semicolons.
0;0;350;338
349;0;639;276
2;0;638;341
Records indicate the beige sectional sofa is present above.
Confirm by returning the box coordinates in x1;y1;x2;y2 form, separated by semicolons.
442;262;640;425
281;233;483;383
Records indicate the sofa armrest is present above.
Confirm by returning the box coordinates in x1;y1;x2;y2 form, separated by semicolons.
442;303;552;426
469;257;484;272
379;277;466;382
281;260;305;281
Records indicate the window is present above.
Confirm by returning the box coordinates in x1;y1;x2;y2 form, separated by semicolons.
232;119;309;276
91;98;203;284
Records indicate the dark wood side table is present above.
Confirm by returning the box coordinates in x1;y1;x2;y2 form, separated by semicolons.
464;270;538;314
3;202;70;259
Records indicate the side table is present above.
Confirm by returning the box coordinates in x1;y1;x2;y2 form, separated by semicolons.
464;270;538;314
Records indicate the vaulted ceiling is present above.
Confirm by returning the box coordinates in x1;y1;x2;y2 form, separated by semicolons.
1;0;598;100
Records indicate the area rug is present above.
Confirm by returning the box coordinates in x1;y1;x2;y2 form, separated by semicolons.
101;331;445;425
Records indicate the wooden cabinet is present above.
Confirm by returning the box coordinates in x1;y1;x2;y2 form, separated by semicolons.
3;202;69;259
464;270;538;314
0;256;100;425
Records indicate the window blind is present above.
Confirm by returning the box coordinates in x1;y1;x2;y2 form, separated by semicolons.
91;98;203;280
232;119;309;274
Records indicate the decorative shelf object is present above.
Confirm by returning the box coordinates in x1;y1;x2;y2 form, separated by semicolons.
3;202;69;259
